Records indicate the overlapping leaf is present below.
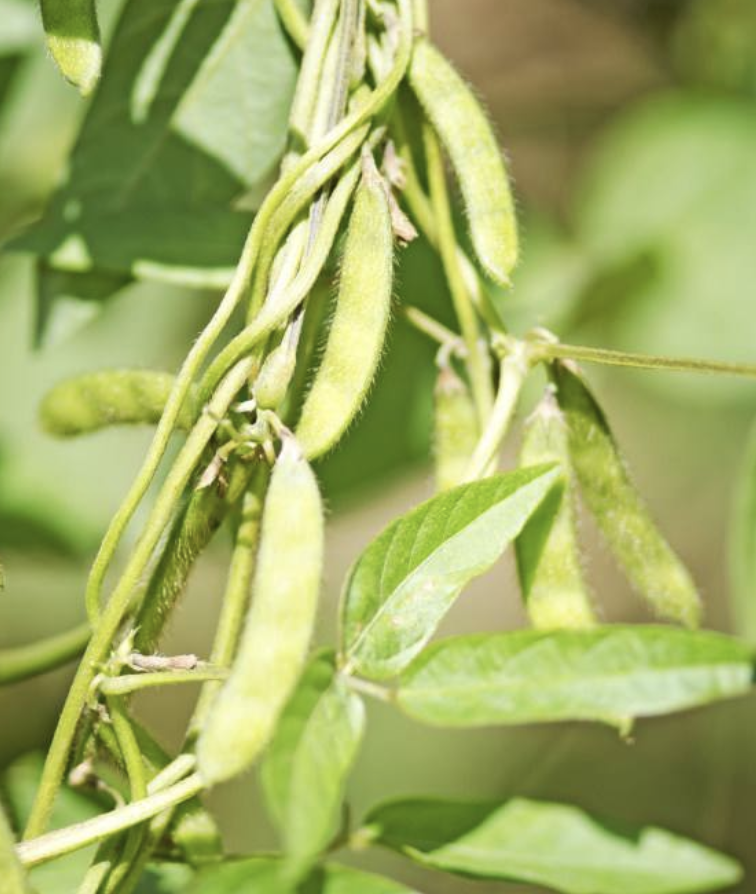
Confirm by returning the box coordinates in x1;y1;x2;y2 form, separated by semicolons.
397;627;753;731
364;797;742;894
186;857;421;893
340;465;560;680
261;651;365;871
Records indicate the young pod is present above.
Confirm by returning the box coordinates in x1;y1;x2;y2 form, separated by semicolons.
552;361;702;628
40;0;101;96
295;152;393;459
39;370;197;437
255;339;298;411
197;436;324;785
433;365;479;492
409;39;518;285
515;388;596;630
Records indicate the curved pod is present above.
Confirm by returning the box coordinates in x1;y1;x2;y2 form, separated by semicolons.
295;153;394;459
197;437;324;785
409;39;518;284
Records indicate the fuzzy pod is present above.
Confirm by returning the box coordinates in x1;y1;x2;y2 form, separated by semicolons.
39;370;198;438
295;153;394;459
433;366;479;492
40;0;101;95
197;437;324;785
552;361;702;628
255;341;298;411
409;39;518;285
515;389;596;630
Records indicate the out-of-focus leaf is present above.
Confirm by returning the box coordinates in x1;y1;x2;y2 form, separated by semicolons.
1;752;103;894
574;94;756;404
0;801;30;893
134;863;195;893
9;0;299;339
0;0;38;56
340;465;560;680
396;627;753;731
730;418;756;645
364;797;743;894
186;857;420;893
261;651;364;872
35;262;131;348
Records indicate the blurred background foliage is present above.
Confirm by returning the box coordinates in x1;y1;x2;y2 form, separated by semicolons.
2;0;756;891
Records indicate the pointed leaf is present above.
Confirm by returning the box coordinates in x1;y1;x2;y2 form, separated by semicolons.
397;627;753;730
261;651;365;871
365;797;742;894
340;465;560;680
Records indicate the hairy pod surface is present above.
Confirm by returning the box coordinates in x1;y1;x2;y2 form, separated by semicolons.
40;0;101;95
552;362;702;628
516;389;596;630
409;39;518;284
40;370;197;437
433;365;479;492
255;341;298;411
295;154;394;459
197;437;324;785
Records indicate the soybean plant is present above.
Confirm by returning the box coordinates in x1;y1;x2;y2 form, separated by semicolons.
3;2;756;893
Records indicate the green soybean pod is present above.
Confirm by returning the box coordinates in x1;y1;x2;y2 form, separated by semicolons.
433;365;479;492
255;338;298;411
39;370;198;437
197;436;324;785
515;388;596;630
0;803;29;893
552;361;702;628
40;0;101;96
295;152;393;459
409;39;518;285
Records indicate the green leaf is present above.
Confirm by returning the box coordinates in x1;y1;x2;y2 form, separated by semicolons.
340;465;560;680
364;797;742;894
9;0;299;324
1;752;103;894
730;418;756;646
261;650;365;872
396;627;753;731
0;802;30;893
186;857;420;893
574;94;756;404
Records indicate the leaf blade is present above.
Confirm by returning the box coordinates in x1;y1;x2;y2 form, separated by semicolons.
397;627;753;730
340;465;560;680
365;797;742;894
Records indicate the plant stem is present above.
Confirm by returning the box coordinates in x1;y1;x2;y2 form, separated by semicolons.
464;344;530;481
0;622;90;685
99;668;229;697
403;305;464;354
424;124;495;427
24;360;252;840
534;340;756;380
273;0;310;49
17;774;204;868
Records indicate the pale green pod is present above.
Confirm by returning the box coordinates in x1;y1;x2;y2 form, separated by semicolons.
295;153;393;459
255;341;297;410
433;365;479;492
40;370;198;437
40;0;101;96
197;436;324;785
552;362;702;628
0;804;30;893
515;389;596;630
409;39;518;284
